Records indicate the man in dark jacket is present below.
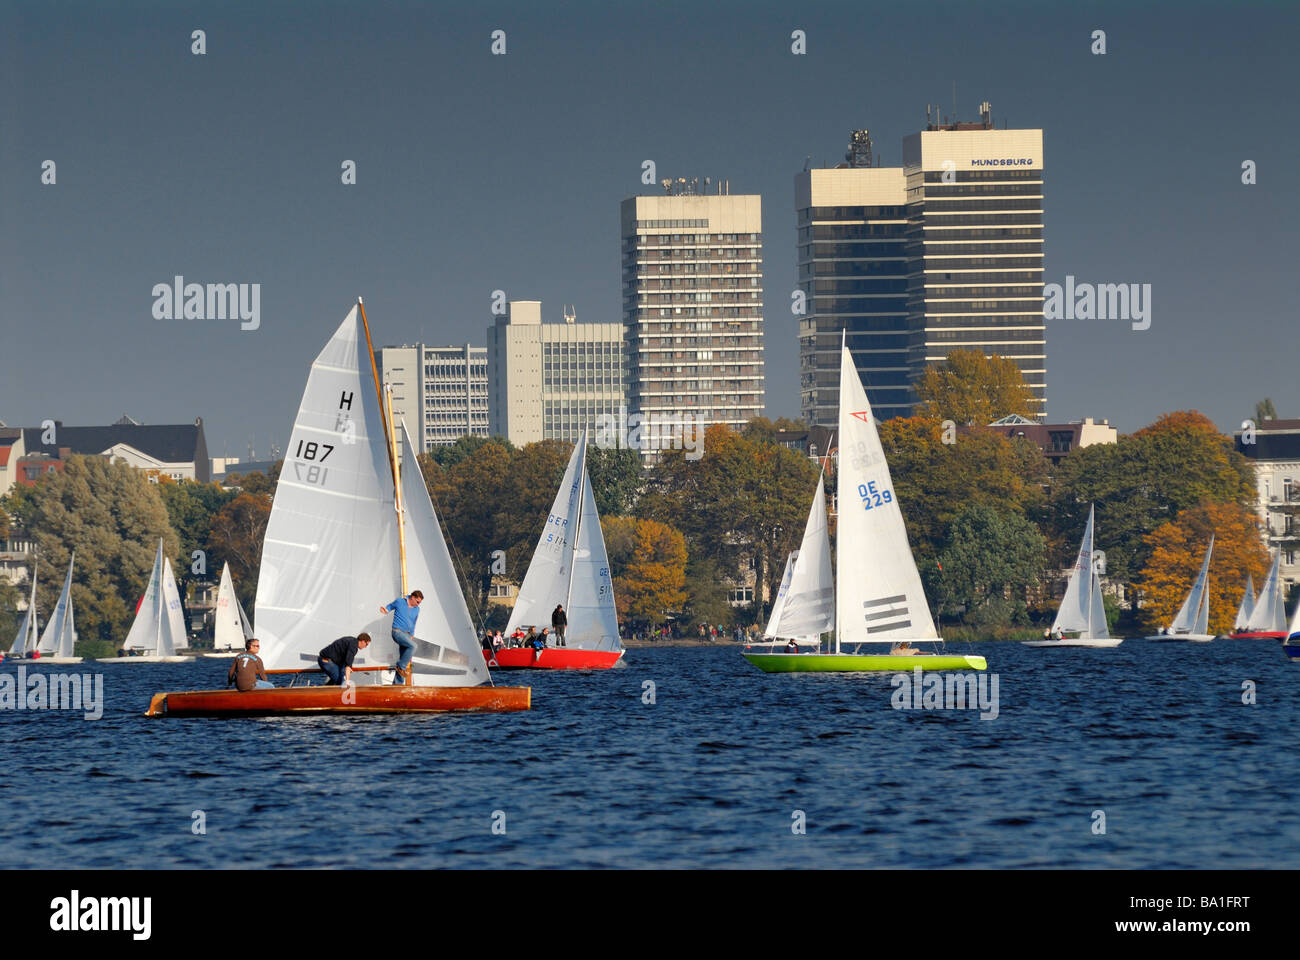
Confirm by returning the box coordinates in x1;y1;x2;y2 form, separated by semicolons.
552;604;568;647
318;633;371;686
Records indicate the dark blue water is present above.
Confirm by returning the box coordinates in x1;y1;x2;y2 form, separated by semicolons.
2;641;1297;868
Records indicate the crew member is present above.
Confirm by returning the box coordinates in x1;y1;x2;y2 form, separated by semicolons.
227;637;274;691
318;633;371;686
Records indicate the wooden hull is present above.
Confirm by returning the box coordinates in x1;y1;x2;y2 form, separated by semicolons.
742;652;986;673
145;684;531;717
98;655;196;663
485;648;624;670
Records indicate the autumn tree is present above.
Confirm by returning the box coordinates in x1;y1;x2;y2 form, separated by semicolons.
601;516;687;628
1137;501;1270;636
1049;411;1256;581
914;349;1037;424
208;492;272;609
10;455;179;651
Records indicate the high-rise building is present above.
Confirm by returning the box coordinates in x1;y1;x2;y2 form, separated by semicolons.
621;189;765;451
487;300;625;446
904;105;1046;417
795;149;910;425
375;343;489;453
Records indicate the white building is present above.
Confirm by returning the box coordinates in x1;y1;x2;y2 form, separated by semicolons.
375;343;489;454
621;188;765;452
1235;418;1300;593
486;300;625;446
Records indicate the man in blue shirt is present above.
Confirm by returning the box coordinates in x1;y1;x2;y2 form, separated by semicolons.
380;590;423;685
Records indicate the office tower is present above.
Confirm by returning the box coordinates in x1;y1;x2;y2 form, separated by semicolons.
375;343;489;453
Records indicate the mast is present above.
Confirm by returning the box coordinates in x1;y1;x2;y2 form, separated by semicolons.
1085;505;1095;638
565;433;588;616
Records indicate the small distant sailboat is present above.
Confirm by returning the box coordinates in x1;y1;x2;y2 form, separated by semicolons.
1023;505;1122;648
1233;552;1287;639
5;565;41;661
1146;536;1214;642
99;540;195;663
743;340;986;673
33;554;83;664
492;428;624;670
1231;574;1256;634
1284;591;1300;662
201;562;253;658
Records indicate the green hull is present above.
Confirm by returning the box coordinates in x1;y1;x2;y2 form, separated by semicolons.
742;653;987;673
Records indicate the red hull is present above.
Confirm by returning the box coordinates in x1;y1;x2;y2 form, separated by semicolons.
1228;631;1287;640
484;647;623;670
146;684;530;717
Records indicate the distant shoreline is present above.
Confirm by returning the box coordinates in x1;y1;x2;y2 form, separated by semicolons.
623;638;745;648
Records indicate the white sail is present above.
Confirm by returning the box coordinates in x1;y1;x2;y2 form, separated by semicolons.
391;419;490;685
37;553;76;658
506;432;585;636
123;541;166;652
763;552;797;639
1168;537;1214;634
257;306;405;674
160;557;188;656
1051;505;1108;638
213;563;246;651
835;343;938;647
1245;552;1285;632
769;474;834;642
9;567;38;656
565;450;622;651
1233;574;1255;631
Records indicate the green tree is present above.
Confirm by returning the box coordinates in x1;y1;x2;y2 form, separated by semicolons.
586;445;642;517
208;492;272;610
1049;411;1256;581
682;553;734;631
1255;397;1278;423
224;461;282;498
915;350;1037;424
14;455;179;651
926;504;1047;626
427;434;514;470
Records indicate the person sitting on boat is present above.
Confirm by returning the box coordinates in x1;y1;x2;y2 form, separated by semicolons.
524;626;538;648
536;628;550;650
552;604;568;646
379;589;423;686
889;642;922;655
318;633;371;686
227;638;274;691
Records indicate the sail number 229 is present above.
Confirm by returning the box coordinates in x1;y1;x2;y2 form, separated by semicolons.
858;480;893;510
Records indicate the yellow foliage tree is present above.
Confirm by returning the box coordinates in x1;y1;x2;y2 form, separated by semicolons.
915;350;1037;424
602;516;687;626
1137;502;1270;635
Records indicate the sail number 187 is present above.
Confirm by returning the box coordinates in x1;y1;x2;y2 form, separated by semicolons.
858;480;893;510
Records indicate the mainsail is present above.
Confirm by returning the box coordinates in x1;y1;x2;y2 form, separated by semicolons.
36;553;77;658
1051;505;1109;639
213;562;252;651
835;342;938;647
124;541;187;655
1168;537;1214;634
1244;552;1285;632
9;567;39;656
507;430;621;651
1233;574;1256;631
256;305;488;686
766;474;834;643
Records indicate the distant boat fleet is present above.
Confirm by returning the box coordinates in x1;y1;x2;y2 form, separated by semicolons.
5;300;1299;718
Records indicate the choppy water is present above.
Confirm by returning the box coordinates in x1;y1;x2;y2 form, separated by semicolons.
2;640;1297;868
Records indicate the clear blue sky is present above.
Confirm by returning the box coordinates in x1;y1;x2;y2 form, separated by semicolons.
3;0;1296;459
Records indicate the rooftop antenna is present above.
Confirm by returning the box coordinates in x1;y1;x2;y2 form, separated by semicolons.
563;305;576;324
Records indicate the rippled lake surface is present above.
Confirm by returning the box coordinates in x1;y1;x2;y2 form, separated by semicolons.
2;640;1298;868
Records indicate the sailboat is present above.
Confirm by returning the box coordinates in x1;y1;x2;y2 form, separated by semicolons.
147;300;529;715
1233;551;1287;639
5;565;40;661
99;539;195;662
743;341;986;673
492;428;624;669
201;562;253;658
32;553;82;664
1146;537;1214;642
1231;574;1256;634
1022;505;1122;648
745;474;834;650
1284;590;1300;662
